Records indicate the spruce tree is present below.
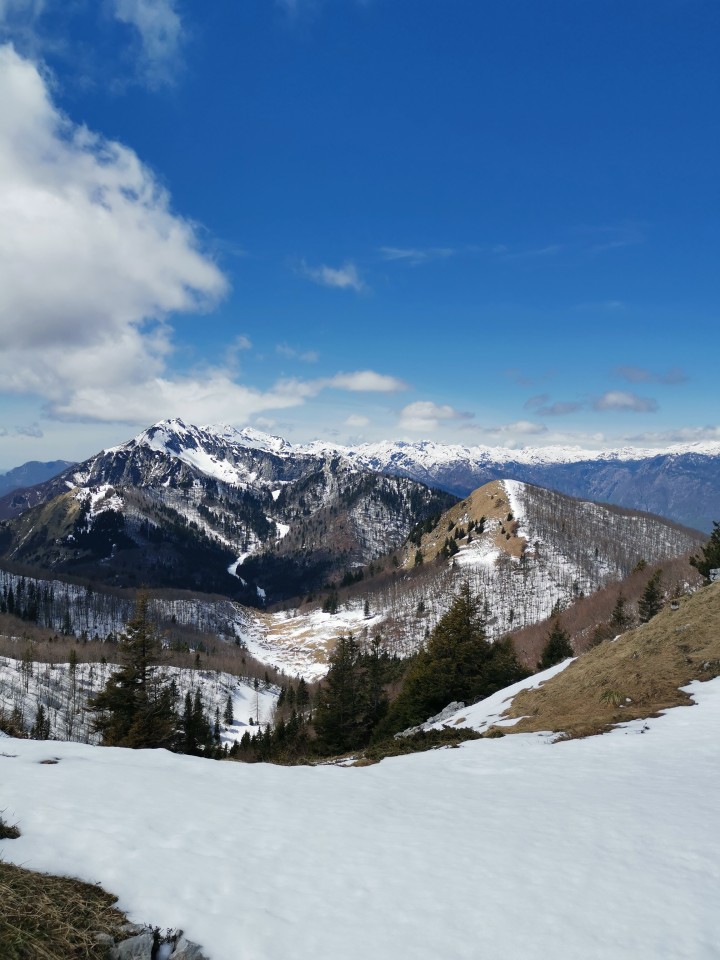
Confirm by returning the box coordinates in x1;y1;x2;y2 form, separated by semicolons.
537;619;574;671
690;522;720;581
638;570;663;623
314;634;366;754
90;591;178;749
378;583;526;735
223;693;234;725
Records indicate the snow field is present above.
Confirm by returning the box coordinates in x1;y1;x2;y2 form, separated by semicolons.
2;678;720;960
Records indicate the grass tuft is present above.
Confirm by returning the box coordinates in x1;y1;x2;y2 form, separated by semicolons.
0;860;129;959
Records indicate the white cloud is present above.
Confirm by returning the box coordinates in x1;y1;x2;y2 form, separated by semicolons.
379;246;454;266
277;343;319;363
615;365;687;385
345;414;370;428
273;370;408;402
298;260;366;292
593;391;658;413
625;426;720;445
0;44;240;423
490;420;548;436
326;371;406;393
399;400;473;433
112;0;184;88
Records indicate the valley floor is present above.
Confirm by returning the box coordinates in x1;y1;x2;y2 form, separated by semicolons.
2;676;719;959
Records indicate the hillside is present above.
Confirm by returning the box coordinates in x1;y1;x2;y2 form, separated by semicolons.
255;479;703;677
419;581;720;744
504;581;720;737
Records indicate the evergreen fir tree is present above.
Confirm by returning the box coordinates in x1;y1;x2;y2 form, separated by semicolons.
537;619;574;671
610;592;632;631
690;521;720;581
223;693;234;725
314;634;366;754
378;583;526;736
638;570;663;623
89;591;178;749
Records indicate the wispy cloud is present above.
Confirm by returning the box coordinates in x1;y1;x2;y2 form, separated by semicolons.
399;400;473;433
327;371;407;392
583;224;645;255
483;420;548;436
379;246;455;267
112;0;185;88
615;365;687;385
593;391;658;413
275;370;407;402
345;414;370;428
625;426;720;444
297;260;366;292
277;343;319;363
524;395;581;417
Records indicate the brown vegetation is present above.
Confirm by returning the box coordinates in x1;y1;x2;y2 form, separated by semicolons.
0;859;129;959
507;553;701;669
502;582;720;739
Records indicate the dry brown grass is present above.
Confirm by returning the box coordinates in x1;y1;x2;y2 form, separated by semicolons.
0;860;130;959
502;582;720;739
405;481;526;566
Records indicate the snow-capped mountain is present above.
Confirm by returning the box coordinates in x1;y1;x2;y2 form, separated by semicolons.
0;420;455;602
296;435;720;533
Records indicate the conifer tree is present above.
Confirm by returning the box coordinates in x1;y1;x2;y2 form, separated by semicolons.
90;591;178;749
690;522;720;581
314;634;366;754
223;693;234;725
378;583;525;735
537;619;574;671
638;570;663;623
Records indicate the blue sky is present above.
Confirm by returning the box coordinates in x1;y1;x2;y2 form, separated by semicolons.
0;0;718;469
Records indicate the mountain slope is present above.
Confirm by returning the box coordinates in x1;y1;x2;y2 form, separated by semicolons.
251;479;703;677
0;420;455;602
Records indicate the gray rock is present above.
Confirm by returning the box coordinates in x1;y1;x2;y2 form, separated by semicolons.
111;932;155;960
169;935;210;960
394;701;465;738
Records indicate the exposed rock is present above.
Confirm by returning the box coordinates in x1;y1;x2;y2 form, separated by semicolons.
110;931;155;960
169;935;210;960
395;701;465;738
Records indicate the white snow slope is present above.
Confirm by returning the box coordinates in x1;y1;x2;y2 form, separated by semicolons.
2;678;719;960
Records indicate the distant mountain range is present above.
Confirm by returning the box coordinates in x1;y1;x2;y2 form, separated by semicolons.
299;436;720;533
0;460;73;498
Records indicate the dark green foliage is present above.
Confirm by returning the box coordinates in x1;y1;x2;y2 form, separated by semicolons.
223;693;234;725
638;570;664;623
690;521;720;581
30;703;50;740
537;619;574;670
377;583;528;736
610;591;633;631
322;592;339;614
359;726;484;764
314;634;381;754
89;591;179;749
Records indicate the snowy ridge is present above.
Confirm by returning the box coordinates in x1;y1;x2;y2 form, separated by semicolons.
111;419;720;480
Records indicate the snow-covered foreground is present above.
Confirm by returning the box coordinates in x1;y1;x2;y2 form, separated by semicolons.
3;679;720;960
